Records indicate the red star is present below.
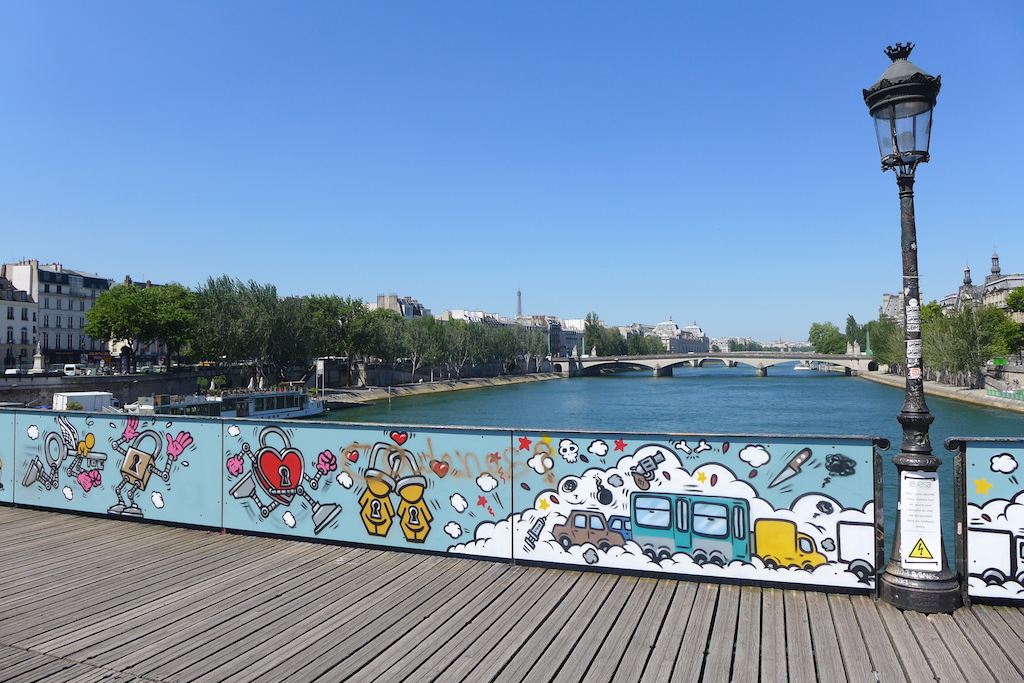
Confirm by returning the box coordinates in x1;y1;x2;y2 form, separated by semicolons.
518;437;532;451
477;496;488;507
487;452;502;463
614;439;627;451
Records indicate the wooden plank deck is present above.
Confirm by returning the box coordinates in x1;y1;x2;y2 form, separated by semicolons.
1;507;1023;683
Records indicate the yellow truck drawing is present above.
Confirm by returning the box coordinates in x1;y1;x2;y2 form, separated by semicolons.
754;518;827;570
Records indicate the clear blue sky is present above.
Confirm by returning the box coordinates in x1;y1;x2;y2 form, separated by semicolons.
3;2;1022;342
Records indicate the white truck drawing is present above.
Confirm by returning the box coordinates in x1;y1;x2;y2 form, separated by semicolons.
968;527;1024;585
837;521;875;584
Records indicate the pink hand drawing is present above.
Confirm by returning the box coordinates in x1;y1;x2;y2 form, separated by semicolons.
316;450;338;475
77;470;102;492
226;453;245;477
122;415;140;442
166;432;193;460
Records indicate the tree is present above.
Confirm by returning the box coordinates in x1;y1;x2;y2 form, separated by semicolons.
921;300;944;324
405;315;439;380
807;322;846;354
922;305;1007;388
1007;287;1024;314
845;315;866;350
85;285;158;363
865;316;905;370
150;284;195;367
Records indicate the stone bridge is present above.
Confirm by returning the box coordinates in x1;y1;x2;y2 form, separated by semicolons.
551;351;880;377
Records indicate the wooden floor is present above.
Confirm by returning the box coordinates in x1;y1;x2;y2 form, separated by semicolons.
1;507;1023;683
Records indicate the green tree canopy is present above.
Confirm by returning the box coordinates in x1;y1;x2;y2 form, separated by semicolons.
808;322;846;354
84;284;158;357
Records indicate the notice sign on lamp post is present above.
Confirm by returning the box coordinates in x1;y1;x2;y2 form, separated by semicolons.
899;471;942;572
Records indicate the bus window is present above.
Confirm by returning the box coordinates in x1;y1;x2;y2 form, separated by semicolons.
734;506;746;540
634;495;671;529
676;499;689;532
692;502;729;538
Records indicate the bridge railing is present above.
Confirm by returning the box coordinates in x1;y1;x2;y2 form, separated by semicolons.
949;437;1024;605
2;408;884;593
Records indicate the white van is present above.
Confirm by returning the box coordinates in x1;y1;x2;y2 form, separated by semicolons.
63;364;83;376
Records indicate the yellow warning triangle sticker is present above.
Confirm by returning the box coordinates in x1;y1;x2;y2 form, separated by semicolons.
909;538;934;559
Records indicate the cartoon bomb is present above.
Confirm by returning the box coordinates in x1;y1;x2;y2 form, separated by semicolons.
358;441;431;542
107;415;190;517
228;425;341;534
22;416;107;492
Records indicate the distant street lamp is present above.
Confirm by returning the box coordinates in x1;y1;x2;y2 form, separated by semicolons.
864;43;960;612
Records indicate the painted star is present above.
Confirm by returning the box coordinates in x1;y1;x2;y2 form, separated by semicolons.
477;496;488;507
614;439;627;452
696;470;708;483
538;499;550;511
487;452;501;463
518;437;532;451
541;434;553;446
974;478;994;495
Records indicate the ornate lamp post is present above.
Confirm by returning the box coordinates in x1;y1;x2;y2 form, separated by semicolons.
864;43;960;612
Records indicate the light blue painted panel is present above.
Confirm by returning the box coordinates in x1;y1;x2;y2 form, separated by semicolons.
222;420;514;557
0;410;14;503
962;439;1024;602
476;430;879;590
14;411;223;526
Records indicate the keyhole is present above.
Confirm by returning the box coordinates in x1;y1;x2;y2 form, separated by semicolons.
129;453;142;474
409;506;419;524
278;465;292;488
371;499;382;519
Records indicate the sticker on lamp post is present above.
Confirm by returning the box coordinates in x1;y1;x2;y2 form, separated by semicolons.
899;471;942;572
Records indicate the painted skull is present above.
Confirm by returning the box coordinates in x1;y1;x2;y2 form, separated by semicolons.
558;439;580;462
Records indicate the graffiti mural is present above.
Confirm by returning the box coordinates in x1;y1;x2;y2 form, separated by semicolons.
1;408;883;591
15;411;221;525
221;421;513;555
954;438;1024;602
452;433;881;589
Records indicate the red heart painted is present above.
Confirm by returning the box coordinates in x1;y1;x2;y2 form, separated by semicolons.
430;460;449;477
346;450;359;463
255;448;304;504
390;431;409;446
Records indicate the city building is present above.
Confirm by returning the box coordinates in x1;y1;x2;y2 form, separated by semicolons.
880;292;906;326
651;319;710;354
0;260;113;367
1;276;35;371
367;294;431;319
939;252;1024;323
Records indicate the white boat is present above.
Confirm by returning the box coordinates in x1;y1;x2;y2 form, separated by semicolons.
794;362;813;371
128;389;325;420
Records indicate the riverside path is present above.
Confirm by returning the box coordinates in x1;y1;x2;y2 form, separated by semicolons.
1;506;1023;682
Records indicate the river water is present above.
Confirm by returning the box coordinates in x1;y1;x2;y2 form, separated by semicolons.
323;363;1023;554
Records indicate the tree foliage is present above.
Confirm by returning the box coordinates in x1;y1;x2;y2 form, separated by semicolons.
808;322;846;354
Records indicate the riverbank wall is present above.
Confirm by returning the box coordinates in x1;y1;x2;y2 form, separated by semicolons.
858;369;1024;415
320;372;563;407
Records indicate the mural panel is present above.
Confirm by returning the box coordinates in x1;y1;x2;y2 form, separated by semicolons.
955;438;1024;602
452;431;880;590
221;420;514;556
1;409;883;591
0;411;13;504
14;411;222;526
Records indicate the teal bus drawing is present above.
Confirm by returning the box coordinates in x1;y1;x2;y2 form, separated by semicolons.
630;492;751;565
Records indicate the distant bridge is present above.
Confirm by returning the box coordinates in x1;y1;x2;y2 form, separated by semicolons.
551;351;880;377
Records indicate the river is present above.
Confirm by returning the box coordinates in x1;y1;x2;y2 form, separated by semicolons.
322;363;1024;555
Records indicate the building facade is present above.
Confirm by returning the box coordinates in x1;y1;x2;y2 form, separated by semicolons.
1;260;113;367
939;252;1024;323
1;277;35;371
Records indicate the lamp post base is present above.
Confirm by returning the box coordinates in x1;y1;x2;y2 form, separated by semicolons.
879;562;961;613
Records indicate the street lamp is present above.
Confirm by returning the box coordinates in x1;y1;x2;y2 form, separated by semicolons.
864;43;960;612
